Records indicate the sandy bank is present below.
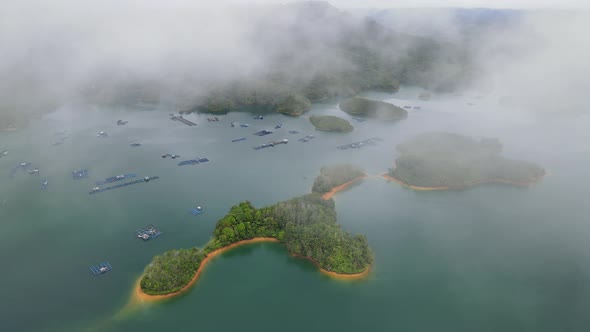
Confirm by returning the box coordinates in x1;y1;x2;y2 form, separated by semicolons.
321;175;368;200
293;254;370;280
382;172;545;191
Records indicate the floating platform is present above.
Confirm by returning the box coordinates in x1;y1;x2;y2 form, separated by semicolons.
240;124;249;128
207;117;220;122
178;158;209;166
253;139;288;150
96;173;136;186
232;138;247;142
136;224;162;240
288;130;299;134
116;120;128;125
275;123;283;129
90;262;112;275
28;168;40;175
72;169;89;180
96;131;108;138
254;130;273;136
298;135;315;143
191;207;204;215
351;117;367;122
254;115;264;120
337;137;383;150
41;180;48;190
89;176;159;194
170;115;197;126
130;143;142;147
161;153;180;159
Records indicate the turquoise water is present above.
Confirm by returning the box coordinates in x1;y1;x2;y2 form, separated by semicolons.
1;89;589;331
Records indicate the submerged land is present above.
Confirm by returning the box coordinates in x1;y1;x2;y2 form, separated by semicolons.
339;96;408;121
139;193;372;297
387;132;546;190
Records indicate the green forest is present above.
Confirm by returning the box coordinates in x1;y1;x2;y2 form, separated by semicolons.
339;96;408;121
140;194;373;295
312;164;366;193
309;115;354;132
389;132;546;188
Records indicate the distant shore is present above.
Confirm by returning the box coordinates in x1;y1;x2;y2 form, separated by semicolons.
134;236;370;302
321;175;368;200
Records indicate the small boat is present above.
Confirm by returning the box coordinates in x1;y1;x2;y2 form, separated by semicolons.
240;123;249;128
275;123;283;129
130;143;142;147
41;180;48;190
191;206;204;215
254;115;264;120
96;131;108;137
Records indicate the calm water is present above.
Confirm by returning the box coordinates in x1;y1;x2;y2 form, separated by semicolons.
1;88;589;332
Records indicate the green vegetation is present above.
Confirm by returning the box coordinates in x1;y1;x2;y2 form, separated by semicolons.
389;132;546;188
140;194;373;295
312;164;365;193
339;96;408;121
309;116;353;132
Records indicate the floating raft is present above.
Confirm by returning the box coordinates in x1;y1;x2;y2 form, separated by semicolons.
170;115;196;126
253;139;288;150
178;158;209;166
161;153;180;159
89;262;112;275
130;143;142;147
232;138;247;142
136;224;162;240
191;207;204;215
96;173;136;186
337;137;383;150
72;169;89;180
254;130;273;136
89;176;159;194
41;180;48;190
298;135;315;143
351;117;367;122
288;130;299;134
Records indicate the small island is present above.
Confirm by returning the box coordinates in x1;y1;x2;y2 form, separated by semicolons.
339;96;408;121
385;132;546;190
312;164;367;199
309;115;353;132
139;194;372;297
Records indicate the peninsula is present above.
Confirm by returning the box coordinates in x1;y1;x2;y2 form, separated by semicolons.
339;96;408;121
385;132;546;190
309;115;354;132
312;164;367;199
139;194;372;297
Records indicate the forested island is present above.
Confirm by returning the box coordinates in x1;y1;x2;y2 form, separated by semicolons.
140;194;372;296
312;164;366;198
386;132;546;189
309;115;353;132
339;96;408;121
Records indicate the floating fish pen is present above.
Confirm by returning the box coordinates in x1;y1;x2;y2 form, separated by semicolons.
254;115;264;120
96;131;108;138
89;176;159;194
28;168;40;175
337;137;383;150
288;130;300;134
96;173;136;186
170;115;197;126
298;135;315;143
351;117;367;122
161;153;180;159
177;158;209;166
253;139;288;150
116;120;128;125
207;117;220;122
275;123;283;129
72;169;89;180
41;180;48;190
191;207;204;215
89;262;112;276
254;130;273;136
130;143;142;147
136;224;162;240
232;138;247;142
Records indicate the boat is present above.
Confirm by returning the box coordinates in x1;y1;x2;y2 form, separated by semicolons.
191;206;204;215
275;123;283;129
96;131;108;137
207;117;220;122
41;180;48;190
254;129;273;136
116;120;128;125
28;168;40;175
240;123;249;128
254;115;264;120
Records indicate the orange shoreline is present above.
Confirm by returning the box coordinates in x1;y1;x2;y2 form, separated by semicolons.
133;237;370;303
321;175;368;200
381;172;545;191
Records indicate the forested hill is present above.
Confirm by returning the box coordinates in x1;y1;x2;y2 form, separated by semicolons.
80;2;472;114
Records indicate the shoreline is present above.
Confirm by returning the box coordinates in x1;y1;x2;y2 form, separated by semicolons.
132;237;370;303
382;172;545;191
321;175;368;200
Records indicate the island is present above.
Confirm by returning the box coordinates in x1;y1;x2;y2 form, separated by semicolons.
309;115;354;132
384;132;546;190
339;96;408;121
139;194;373;298
312;164;367;199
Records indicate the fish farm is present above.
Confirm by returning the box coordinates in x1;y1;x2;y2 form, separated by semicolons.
89;262;112;276
96;173;136;186
253;139;289;150
191;207;204;215
41;180;48;190
275;123;283;129
72;169;89;180
254;130;273;136
136;224;162;241
89;176;159;194
177;158;210;166
170;115;197;126
298;135;315;143
232;138;247;142
337;137;383;150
